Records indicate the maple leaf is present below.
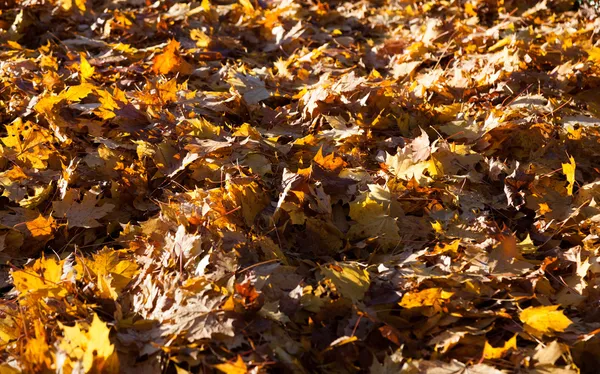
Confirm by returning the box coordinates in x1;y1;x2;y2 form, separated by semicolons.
58;314;119;373
52;189;114;228
348;194;401;249
225;180;269;227
160;290;235;342
75;247;138;299
320;262;370;302
488;234;533;274
11;255;70;303
1;0;599;371
0;118;55;169
313;147;346;173
0;208;57;258
166;225;202;261
227;71;270;105
411;128;432;162
384;149;433;184
483;334;517;359
152;39;192;75
519;305;573;335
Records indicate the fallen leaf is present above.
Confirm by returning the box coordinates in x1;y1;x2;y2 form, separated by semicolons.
562;156;576;196
58;314;119;373
519;305;572;334
399;288;454;310
214;355;247;374
348;195;401;249
152;39;192;75
320;262;370;302
483;334;517;359
52;189;114;228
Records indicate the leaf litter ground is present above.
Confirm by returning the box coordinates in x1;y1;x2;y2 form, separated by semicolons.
1;0;600;373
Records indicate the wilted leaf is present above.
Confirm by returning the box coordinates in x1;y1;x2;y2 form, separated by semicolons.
52;189;114;228
0;0;598;372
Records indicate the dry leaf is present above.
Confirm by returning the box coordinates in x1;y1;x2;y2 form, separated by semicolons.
519;306;573;334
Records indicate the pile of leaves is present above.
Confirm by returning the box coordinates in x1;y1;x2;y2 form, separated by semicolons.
3;0;600;372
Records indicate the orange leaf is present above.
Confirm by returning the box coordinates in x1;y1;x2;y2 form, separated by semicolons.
152;39;192;75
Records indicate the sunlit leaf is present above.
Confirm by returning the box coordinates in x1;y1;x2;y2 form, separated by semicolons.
519;305;573;334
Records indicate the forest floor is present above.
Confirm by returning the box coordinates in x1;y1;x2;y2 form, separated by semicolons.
1;0;600;373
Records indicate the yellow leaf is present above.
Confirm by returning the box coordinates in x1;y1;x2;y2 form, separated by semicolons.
59;314;119;373
110;42;138;54
431;239;461;254
517;234;537;254
74;0;86;12
239;0;254;13
175;365;192;374
519;305;572;334
431;220;443;234
214;355;247;374
588;47;600;63
225;181;268;227
483;334;517;359
0;364;20;374
94;89;120;119
19;183;54;209
320;262;370;302
232;123;262;140
562;156;576;196
137;78;179;105
184;117;222;139
348;195;400;249
488;36;512;52
79;53;94;82
385;151;432;184
0;118;54;169
75;247;138;299
0;306;19;344
327;335;358;349
538;202;552;215
11;255;68;302
61;83;96;102
23;320;53;371
464;2;477;17
400;288;454;309
190;29;212;48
